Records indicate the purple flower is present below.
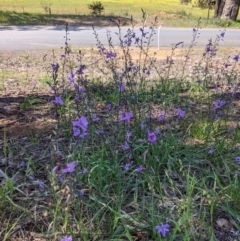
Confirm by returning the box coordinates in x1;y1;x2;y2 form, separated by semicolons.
140;120;146;130
106;51;117;59
169;59;174;65
126;132;132;142
135;37;140;44
220;31;225;38
119;111;133;124
139;28;147;37
72;116;88;136
136;165;145;172
119;82;125;92
124;38;132;47
96;130;104;135
82;168;88;174
224;63;231;68
28;175;34;180
158;112;165;122
106;104;112;111
72;127;80;137
208;148;214;154
51;63;58;71
145;70;150;76
92;114;100;122
213;100;226;109
235;156;240;163
205;40;213;52
131;65;138;72
124;163;131;171
233;55;239;62
122;141;130;151
155;224;170;237
39;182;45;189
68;71;75;84
76;64;86;75
175;108;186;118
60;236;72;241
155;128;161;134
74;85;85;94
79;190;85;196
148;132;157;143
51;96;64;106
61;162;75;174
59;175;64;183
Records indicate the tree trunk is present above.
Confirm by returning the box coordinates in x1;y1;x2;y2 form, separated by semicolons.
215;0;240;20
221;0;240;20
214;0;226;17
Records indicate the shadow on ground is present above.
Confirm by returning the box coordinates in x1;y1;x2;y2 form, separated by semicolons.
0;94;54;138
0;11;134;27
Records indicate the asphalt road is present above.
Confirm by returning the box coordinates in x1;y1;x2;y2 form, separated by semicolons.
0;25;240;52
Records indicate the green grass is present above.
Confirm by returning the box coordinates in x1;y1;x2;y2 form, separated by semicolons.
0;0;239;27
1;18;240;240
0;0;213;17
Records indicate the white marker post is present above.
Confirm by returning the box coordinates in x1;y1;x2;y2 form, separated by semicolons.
158;26;161;50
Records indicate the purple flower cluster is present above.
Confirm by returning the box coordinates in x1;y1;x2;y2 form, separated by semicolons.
119;82;125;92
213;100;226;109
122;141;130;151
52;162;76;175
72;116;88;137
204;39;217;57
92;114;100;122
126;131;132;141
61;162;76;174
51;96;64;106
76;64;86;75
175;108;186;118
68;71;75;84
121;131;132;151
106;51;117;60
119;111;133;124
139;28;148;37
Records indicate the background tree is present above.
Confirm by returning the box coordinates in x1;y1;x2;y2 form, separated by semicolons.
194;0;239;20
88;1;104;15
214;0;240;20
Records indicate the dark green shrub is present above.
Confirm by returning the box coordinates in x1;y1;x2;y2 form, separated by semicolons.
88;1;104;15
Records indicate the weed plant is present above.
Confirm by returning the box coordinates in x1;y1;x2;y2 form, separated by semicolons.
1;13;240;241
